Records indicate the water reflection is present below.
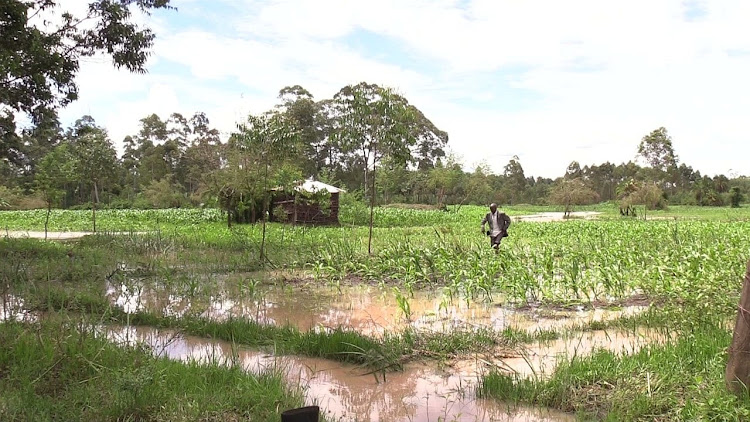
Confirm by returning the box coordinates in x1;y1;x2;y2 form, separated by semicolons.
107;281;645;336
1;294;33;322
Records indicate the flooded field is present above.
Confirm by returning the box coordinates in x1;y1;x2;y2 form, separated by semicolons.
96;279;667;421
106;324;577;422
107;279;645;336
104;323;664;421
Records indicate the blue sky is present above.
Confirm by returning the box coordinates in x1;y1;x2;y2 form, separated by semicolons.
59;0;750;179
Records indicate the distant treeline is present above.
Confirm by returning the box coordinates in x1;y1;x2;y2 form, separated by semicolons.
1;84;747;213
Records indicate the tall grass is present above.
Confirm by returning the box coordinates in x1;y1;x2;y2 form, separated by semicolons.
478;315;750;420
0;318;307;422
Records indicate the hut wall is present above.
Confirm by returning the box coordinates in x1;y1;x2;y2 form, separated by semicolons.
271;192;340;225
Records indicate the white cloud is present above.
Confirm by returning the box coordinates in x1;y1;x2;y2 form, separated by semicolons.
62;0;750;178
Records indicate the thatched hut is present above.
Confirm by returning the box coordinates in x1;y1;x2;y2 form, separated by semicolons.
270;179;344;225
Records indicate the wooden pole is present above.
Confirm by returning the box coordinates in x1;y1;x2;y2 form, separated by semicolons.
726;260;750;394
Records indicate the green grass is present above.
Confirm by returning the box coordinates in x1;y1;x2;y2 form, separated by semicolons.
0;318;308;422
478;316;750;421
110;309;506;370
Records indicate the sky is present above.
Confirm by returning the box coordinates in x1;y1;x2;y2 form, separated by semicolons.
57;0;750;179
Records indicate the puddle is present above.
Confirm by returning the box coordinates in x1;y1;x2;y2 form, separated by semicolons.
514;212;600;223
106;325;575;422
107;282;645;336
0;294;34;322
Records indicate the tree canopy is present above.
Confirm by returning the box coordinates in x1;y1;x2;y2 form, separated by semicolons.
0;0;173;166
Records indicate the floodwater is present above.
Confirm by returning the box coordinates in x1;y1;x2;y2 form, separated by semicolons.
102;282;665;421
4;279;664;421
107;281;645;336
106;324;576;422
513;211;601;223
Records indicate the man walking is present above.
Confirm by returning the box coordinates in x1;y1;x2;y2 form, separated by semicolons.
481;203;511;254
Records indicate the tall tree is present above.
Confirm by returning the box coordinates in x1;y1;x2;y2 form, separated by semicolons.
502;155;527;204
35;144;74;238
332;82;423;254
638;127;678;173
230;112;300;262
276;85;324;177
181;112;222;197
67;118;118;231
564;161;582;180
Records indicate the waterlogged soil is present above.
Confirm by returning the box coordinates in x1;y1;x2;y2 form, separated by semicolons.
106;324;576;422
107;281;645;336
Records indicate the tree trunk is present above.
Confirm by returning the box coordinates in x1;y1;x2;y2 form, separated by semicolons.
368;148;376;255
726;260;750;394
92;182;98;233
44;202;50;240
260;161;269;264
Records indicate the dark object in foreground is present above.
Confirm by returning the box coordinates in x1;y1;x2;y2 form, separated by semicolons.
281;406;319;422
726;260;750;394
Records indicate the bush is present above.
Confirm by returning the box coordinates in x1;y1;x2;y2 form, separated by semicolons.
730;187;744;208
0;186;46;210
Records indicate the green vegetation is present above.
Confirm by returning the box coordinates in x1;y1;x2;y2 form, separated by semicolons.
3;205;750;420
479;316;750;421
0;318;307;422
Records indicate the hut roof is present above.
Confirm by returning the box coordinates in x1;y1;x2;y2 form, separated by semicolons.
297;179;345;194
272;179;345;194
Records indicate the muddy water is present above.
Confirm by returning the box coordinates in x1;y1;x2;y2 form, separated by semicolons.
107;282;645;336
104;280;661;420
107;324;575;422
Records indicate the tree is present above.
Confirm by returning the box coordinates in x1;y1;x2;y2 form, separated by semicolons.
548;178;599;218
230;112;300;262
620;181;666;215
275;85;325;177
638;127;678;173
730;187;744;208
332;82;422;254
67;119;118;231
427;155;463;207
502;155;527;204
180;112;222;197
564;161;582;180
143;175;185;208
0;0;173;125
35;144;74;238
